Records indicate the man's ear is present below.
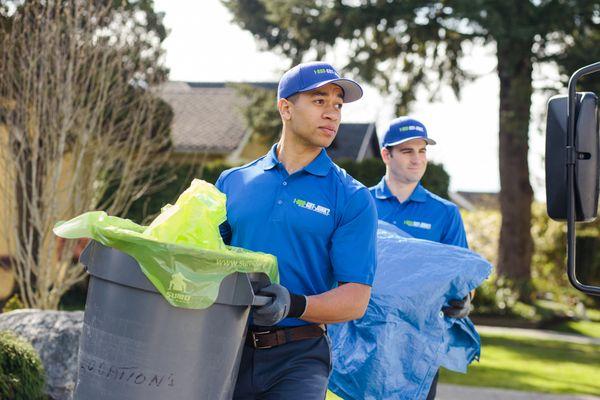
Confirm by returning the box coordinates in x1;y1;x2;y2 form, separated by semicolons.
381;147;392;165
278;98;292;121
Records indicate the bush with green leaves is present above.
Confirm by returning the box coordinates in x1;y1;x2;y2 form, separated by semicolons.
0;331;46;400
464;202;597;320
113;161;231;224
336;158;450;198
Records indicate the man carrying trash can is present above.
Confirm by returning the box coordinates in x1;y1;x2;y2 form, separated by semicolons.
369;116;471;399
216;61;378;399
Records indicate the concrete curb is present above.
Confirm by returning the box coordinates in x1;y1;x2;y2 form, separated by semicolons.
477;325;600;346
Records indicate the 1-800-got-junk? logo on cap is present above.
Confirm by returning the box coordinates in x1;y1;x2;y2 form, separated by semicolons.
381;116;437;148
314;67;336;75
277;61;363;103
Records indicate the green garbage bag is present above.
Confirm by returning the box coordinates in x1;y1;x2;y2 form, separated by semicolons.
53;180;278;309
144;179;227;251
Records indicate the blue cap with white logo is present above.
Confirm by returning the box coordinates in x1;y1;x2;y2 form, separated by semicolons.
278;61;363;103
381;117;437;148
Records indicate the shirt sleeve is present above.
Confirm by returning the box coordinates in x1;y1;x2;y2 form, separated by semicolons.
329;188;378;285
441;206;468;248
215;172;232;245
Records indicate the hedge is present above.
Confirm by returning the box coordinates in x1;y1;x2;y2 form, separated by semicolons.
0;330;46;400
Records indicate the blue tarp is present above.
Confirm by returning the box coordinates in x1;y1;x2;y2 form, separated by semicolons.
328;221;492;400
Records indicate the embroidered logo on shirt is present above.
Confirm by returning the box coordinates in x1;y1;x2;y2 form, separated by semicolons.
293;198;331;216
404;220;432;230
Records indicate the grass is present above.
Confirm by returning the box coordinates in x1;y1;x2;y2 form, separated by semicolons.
543;308;600;338
326;332;600;399
440;333;600;396
550;320;600;338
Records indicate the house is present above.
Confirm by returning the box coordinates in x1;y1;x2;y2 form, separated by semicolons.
449;191;500;211
157;81;278;163
158;81;381;163
328;122;380;161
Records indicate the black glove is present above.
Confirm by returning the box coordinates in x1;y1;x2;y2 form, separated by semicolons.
442;293;471;319
252;284;307;326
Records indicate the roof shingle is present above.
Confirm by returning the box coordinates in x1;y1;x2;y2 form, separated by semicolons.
157;81;276;154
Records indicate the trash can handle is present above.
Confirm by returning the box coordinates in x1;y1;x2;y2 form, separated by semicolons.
252;295;272;307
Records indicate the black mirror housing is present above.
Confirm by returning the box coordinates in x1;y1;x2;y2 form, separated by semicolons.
545;92;599;222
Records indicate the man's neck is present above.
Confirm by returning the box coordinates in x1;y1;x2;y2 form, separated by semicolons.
385;174;419;203
276;132;322;174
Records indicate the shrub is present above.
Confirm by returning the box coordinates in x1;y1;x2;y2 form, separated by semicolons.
0;330;46;400
464;203;596;320
115;161;232;224
336;158;450;198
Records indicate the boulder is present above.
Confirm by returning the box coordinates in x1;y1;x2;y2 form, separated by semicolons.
0;309;83;400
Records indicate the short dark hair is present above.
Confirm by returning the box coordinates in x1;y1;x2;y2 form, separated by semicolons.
286;93;300;103
385;145;395;157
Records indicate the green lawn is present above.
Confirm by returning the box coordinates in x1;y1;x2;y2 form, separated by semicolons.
550;320;600;338
326;332;600;399
440;333;600;395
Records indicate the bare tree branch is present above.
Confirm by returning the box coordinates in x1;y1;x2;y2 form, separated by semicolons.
0;1;172;309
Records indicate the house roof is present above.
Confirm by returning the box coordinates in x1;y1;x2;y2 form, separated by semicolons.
449;191;500;211
158;81;380;162
327;123;380;161
157;81;277;154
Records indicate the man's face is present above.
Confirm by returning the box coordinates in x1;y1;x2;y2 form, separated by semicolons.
280;83;344;148
382;138;428;184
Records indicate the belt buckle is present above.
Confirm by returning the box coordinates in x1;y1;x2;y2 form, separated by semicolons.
252;330;273;350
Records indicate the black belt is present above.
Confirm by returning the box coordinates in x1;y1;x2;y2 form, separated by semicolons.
246;324;326;349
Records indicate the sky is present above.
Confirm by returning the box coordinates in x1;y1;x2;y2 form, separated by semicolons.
153;0;550;196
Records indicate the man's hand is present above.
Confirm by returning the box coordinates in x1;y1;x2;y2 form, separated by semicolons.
253;284;291;326
442;293;471;319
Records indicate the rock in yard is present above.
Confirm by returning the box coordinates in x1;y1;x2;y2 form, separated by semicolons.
0;309;83;400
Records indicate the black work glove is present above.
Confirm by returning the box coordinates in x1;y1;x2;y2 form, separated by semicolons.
442;293;472;319
252;284;308;326
253;284;291;326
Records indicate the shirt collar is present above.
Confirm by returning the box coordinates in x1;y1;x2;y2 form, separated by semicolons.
374;178;427;203
373;178;394;200
261;144;279;170
261;144;332;177
409;183;427;203
304;148;333;176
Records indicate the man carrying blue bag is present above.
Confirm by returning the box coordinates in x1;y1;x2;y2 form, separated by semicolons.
370;116;473;399
216;61;378;399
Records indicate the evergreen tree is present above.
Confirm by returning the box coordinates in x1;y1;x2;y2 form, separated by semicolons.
223;0;600;295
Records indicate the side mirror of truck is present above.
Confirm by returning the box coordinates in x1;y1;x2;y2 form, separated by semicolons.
546;93;599;222
545;61;600;296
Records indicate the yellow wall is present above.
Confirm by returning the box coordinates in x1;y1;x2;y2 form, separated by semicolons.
0;127;14;299
0;126;12;257
0;128;77;256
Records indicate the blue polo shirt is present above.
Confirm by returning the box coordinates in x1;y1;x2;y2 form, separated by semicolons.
369;178;468;248
216;145;378;326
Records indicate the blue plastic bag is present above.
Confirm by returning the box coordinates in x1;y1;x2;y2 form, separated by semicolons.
328;221;492;400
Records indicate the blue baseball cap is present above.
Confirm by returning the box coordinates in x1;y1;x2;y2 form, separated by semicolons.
278;61;363;103
381;117;436;148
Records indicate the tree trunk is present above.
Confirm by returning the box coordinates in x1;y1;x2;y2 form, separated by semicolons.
496;39;534;289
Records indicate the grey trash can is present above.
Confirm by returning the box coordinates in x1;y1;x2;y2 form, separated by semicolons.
74;240;271;400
